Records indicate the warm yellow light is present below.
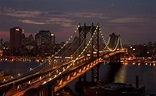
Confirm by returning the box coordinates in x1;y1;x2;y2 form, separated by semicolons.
138;63;141;66
51;33;54;36
87;54;90;56
93;51;97;54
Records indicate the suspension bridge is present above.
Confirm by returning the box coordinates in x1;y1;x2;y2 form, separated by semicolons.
0;23;126;96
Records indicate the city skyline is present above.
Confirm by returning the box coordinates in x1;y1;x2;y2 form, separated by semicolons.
0;0;156;44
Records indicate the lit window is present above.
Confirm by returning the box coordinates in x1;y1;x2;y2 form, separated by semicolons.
16;28;20;31
51;33;54;36
22;30;24;33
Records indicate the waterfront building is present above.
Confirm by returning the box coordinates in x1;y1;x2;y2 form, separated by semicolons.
22;34;35;50
20;34;36;56
10;27;23;53
35;30;55;56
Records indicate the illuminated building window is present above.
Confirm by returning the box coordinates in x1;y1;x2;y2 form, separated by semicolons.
16;28;20;31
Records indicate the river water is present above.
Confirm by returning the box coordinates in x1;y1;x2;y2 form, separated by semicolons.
0;61;156;94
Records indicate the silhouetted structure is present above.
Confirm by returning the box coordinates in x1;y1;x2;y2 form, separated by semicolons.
10;27;24;54
35;30;55;56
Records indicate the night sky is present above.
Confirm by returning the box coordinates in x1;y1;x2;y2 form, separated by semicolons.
0;0;156;44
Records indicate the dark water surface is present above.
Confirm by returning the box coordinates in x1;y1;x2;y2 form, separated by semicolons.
0;61;156;94
0;61;39;76
68;63;156;95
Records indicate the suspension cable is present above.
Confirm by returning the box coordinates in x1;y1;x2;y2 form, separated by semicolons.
60;36;79;57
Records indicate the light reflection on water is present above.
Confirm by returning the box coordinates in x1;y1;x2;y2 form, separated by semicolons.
105;63;156;94
69;63;156;94
114;65;127;83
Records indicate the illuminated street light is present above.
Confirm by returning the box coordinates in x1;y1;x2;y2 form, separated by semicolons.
28;81;31;84
93;51;97;54
18;73;21;76
49;78;52;81
87;54;91;56
29;68;33;71
39;76;42;80
11;76;14;79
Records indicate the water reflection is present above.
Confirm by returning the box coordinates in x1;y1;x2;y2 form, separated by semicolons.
114;65;127;83
104;63;156;94
101;63;122;84
70;63;156;94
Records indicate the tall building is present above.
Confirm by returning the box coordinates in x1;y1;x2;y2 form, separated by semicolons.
35;30;55;55
22;34;35;50
10;27;23;52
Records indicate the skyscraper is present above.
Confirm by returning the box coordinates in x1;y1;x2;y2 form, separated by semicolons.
35;30;55;55
10;27;23;52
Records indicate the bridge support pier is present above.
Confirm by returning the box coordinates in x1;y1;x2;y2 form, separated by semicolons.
91;64;99;83
116;53;121;62
110;53;121;63
48;83;55;96
31;82;55;96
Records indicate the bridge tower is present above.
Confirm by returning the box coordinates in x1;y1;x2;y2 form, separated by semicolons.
108;33;119;49
108;33;122;63
78;23;100;82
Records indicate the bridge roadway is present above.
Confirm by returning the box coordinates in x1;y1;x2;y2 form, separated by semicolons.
2;50;125;96
3;56;88;95
12;56;93;96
